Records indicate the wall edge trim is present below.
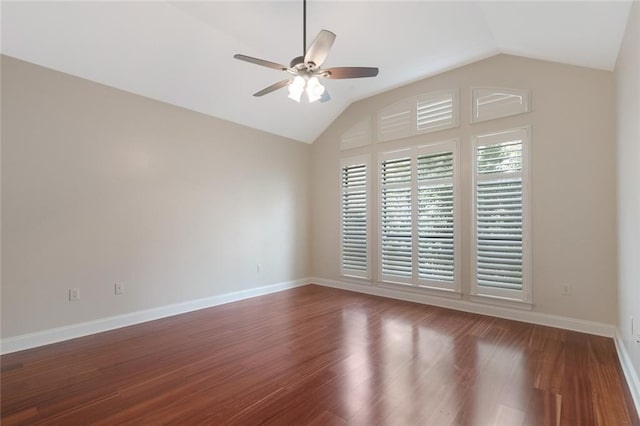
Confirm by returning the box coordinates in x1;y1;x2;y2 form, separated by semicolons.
0;278;312;355
310;277;616;337
614;331;640;417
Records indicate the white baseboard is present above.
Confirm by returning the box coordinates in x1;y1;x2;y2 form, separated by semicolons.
0;278;311;355
1;276;620;355
310;277;616;337
614;332;640;416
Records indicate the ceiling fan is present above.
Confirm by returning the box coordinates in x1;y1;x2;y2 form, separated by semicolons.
233;0;379;103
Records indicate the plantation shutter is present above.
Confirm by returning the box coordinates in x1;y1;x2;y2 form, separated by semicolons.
417;151;455;284
416;90;457;133
379;141;459;291
473;128;529;301
380;153;412;281
340;117;372;151
378;90;459;142
341;156;369;278
476;178;522;289
378;98;414;142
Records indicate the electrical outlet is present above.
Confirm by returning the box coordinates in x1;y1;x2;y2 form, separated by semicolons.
115;283;124;295
561;284;572;296
69;288;80;301
257;263;263;273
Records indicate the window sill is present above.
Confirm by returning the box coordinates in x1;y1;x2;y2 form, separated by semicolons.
470;294;533;311
340;275;373;286
379;281;463;300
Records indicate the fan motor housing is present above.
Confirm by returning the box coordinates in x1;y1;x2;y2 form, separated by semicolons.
290;56;317;72
290;56;304;68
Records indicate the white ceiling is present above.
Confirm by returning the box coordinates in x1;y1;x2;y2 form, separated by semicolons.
1;1;633;143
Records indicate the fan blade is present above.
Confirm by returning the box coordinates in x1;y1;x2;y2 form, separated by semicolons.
234;54;288;71
320;90;331;103
304;30;336;68
253;79;291;97
322;67;379;79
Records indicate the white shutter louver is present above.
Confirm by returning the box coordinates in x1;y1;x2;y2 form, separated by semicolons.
378;90;459;143
417;152;455;283
473;127;530;302
417;90;457;133
472;88;530;123
378;98;414;142
476;178;522;290
379;141;459;292
380;156;412;279
340;117;372;151
341;158;369;278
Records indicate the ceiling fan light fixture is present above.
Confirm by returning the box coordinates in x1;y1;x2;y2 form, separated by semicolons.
288;76;306;102
306;76;325;103
234;0;378;102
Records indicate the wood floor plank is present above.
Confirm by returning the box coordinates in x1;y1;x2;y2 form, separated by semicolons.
1;285;637;425
523;389;562;426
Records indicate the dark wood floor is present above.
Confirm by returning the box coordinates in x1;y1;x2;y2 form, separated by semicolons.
1;285;638;425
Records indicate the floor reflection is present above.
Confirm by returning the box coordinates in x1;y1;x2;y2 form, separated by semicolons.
347;307;459;425
340;308;373;425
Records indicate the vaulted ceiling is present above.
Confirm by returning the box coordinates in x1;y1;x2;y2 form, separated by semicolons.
1;1;633;143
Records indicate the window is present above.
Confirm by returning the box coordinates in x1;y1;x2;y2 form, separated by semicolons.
340;117;372;151
379;99;414;142
417;150;456;284
341;155;370;278
380;153;413;280
379;140;460;292
378;90;459;142
417;91;458;133
471;87;530;123
471;127;531;303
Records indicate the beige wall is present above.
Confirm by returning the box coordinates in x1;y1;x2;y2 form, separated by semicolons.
311;54;618;325
0;50;624;339
616;1;640;380
1;56;311;338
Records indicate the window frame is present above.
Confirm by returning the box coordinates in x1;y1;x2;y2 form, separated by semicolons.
470;87;531;124
470;127;532;305
340;154;372;280
340;116;372;151
417;89;460;134
378;139;461;294
377;89;460;143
